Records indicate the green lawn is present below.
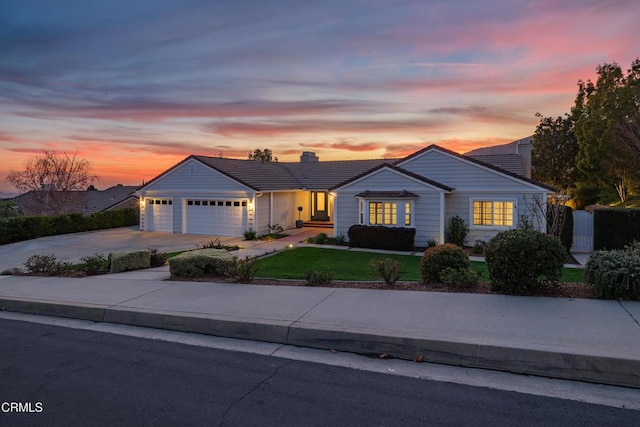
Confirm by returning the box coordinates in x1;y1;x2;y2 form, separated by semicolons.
254;247;585;283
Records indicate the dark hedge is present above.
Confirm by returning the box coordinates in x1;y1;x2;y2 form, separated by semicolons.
593;208;640;250
347;224;415;251
0;208;139;245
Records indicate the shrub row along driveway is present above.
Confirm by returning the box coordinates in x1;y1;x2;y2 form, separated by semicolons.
0;226;325;273
0;227;220;272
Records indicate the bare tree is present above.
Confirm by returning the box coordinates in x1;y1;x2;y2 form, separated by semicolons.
523;192;569;240
6;151;98;215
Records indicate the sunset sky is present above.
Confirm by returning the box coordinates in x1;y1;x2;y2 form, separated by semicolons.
1;0;638;193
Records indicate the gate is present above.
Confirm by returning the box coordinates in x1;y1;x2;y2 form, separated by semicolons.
571;210;593;252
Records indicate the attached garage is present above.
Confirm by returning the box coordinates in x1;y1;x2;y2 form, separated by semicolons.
185;199;248;236
146;198;174;232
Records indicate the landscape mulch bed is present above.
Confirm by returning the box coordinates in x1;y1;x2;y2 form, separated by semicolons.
17;271;594;299
172;276;595;299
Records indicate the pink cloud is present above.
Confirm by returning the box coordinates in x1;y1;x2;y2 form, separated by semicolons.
210;118;447;137
13;99;378;123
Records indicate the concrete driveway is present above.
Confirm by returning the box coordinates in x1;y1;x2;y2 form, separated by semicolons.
0;226;241;272
0;226;326;272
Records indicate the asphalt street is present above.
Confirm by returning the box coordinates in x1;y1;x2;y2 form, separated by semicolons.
1;318;638;426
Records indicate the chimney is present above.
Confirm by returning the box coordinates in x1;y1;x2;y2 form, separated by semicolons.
517;137;532;179
300;151;319;163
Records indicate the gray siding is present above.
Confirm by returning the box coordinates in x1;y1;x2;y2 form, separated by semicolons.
399;150;541;191
272;192;298;229
255;195;270;236
335;168;445;246
445;192;546;245
143;158;249;193
140;159;253;233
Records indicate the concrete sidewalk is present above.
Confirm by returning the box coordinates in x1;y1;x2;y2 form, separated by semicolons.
1;272;639;388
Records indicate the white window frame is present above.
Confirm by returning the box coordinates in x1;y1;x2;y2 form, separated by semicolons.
469;199;516;229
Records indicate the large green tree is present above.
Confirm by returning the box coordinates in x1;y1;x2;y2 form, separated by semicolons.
532;113;579;191
572;59;640;203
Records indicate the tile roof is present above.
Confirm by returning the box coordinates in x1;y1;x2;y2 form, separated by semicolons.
355;190;419;198
193;157;299;190
11;185;138;216
149;140;551;194
464;136;532;176
86;185;138;212
468;154;524;176
193;156;393;191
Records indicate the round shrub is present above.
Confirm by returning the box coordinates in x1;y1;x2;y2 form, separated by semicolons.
485;228;567;295
420;244;470;284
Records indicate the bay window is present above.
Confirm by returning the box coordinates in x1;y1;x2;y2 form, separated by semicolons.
357;193;416;227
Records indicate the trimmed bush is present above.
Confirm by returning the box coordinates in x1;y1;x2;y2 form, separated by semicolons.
347;225;415;251
585;242;640;300
108;250;151;273
369;257;402;286
169;249;234;278
447;216;468;247
594;208;640;250
80;253;107;275
439;267;480;288
420;244;469;284
225;257;259;283
303;269;335;286
485;229;567;295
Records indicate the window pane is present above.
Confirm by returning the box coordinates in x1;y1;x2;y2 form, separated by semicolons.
382;202;396;225
405;202;411;226
473;201;492;225
494;202;513;226
369;202;382;225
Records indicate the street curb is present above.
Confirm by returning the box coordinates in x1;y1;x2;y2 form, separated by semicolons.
0;298;107;322
286;324;640;389
103;306;291;344
1;298;639;389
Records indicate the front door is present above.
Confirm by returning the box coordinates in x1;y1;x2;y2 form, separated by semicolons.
311;191;329;221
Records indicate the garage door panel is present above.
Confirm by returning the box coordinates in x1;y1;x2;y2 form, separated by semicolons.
186;199;246;236
147;199;173;232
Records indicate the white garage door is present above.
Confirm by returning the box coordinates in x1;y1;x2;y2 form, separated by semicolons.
147;199;174;232
186;199;247;236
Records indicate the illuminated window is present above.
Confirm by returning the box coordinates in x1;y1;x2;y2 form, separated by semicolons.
473;201;514;226
369;202;397;225
369;202;382;224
